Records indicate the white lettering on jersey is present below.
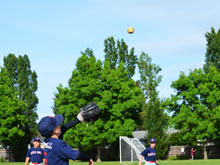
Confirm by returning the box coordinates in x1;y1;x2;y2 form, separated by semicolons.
37;151;42;154
43;142;52;149
147;153;156;156
30;151;36;155
30;151;42;155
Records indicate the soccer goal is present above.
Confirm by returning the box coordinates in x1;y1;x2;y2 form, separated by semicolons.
119;136;146;164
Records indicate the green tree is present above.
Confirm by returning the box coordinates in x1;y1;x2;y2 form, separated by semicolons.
138;52;169;159
168;132;196;146
204;27;220;71
104;36;137;78
0;67;29;161
137;52;162;100
54;49;103;160
3;54;38;160
163;67;220;159
54;47;143;161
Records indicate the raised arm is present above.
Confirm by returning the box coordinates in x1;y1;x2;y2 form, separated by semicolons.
59;102;101;140
59;118;81;140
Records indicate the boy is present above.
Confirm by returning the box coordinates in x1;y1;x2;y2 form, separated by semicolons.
139;138;158;165
25;137;44;165
38;114;93;165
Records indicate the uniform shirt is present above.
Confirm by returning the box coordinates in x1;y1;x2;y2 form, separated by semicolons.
26;147;44;163
141;147;156;162
44;138;79;165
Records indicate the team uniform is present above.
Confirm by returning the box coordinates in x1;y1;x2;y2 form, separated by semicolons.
38;115;92;165
43;138;79;165
140;146;157;165
26;147;44;165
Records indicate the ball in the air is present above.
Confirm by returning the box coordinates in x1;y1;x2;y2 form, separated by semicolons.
127;27;134;34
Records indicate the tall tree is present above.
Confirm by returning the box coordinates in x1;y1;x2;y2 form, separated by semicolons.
204;27;220;71
54;47;144;161
96;61;143;160
53;49;103;160
0;67;29;161
163;67;220;159
138;52;169;159
137;52;162;100
3;54;38;160
104;36;137;78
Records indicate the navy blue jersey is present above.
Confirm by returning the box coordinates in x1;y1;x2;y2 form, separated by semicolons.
140;147;156;162
26;147;44;163
44;138;79;165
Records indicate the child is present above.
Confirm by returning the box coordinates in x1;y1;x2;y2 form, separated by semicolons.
38;114;93;165
191;148;196;160
139;138;158;165
25;137;44;165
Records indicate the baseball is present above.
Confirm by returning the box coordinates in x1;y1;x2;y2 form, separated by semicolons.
127;27;134;34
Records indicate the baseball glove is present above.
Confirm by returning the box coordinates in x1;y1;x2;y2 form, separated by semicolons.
77;102;101;122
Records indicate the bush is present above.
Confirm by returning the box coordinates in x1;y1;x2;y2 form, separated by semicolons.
167;155;178;160
0;157;6;162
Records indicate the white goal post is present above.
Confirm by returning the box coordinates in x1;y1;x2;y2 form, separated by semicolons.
119;136;146;164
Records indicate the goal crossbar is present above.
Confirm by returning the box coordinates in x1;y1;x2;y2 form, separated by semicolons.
119;136;146;163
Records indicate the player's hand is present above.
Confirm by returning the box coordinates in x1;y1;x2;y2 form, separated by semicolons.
89;159;94;165
156;160;159;165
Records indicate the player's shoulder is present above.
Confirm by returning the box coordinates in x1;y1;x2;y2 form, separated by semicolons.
46;137;62;143
146;146;151;150
148;147;156;152
142;147;150;152
50;138;66;146
29;147;35;151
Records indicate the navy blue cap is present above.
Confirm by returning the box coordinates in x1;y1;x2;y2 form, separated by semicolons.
150;138;156;143
38;115;63;137
32;137;41;143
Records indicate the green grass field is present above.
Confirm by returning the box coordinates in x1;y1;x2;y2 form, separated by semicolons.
0;160;220;165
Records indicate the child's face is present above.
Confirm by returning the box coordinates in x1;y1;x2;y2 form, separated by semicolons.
33;141;40;148
150;143;156;148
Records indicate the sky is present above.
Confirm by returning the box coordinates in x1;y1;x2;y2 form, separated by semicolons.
0;0;220;121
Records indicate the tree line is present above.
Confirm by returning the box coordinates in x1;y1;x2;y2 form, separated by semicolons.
0;28;220;161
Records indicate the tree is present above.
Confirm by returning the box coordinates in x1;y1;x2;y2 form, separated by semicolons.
137;52;169;159
204;27;220;71
54;46;144;161
3;54;38;160
163;67;220;159
104;36;137;78
137;52;162;100
53;49;103;160
168;132;196;146
0;67;29;161
96;61;143;160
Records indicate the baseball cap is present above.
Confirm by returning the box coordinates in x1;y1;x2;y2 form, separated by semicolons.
38;115;63;137
150;138;156;143
32;137;41;143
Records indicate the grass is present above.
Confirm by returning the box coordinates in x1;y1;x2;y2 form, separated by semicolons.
0;159;220;165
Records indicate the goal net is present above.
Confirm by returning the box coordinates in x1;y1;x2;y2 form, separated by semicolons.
119;136;146;164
